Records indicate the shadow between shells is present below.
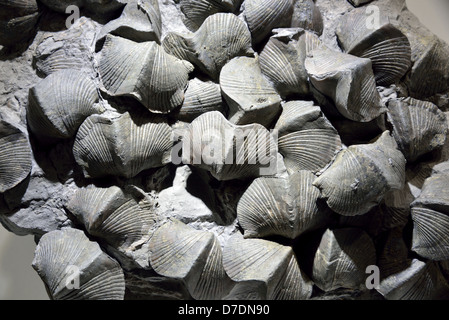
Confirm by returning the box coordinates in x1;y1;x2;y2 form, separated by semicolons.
1;0;449;300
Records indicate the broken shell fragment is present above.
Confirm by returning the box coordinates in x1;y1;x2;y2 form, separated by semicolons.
305;46;386;122
237;170;330;239
220;56;282;127
32;228;125;300
162;13;254;80
312;228;377;292
148;219;234;300
223;232;313;300
291;0;323;35
27;69;102;140
99;34;193;114
313;131;406;216
73;111;173;179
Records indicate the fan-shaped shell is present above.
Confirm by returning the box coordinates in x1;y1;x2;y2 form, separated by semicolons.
379;184;414;230
237;170;330;239
336;9;411;86
411;171;449;261
385;97;447;162
178;0;242;31
27;69;102;140
95;0;162;50
377;259;449;300
0;0;39;47
65;185;156;250
177;78;224;122
259;29;321;98
223;232;312;300
274;101;342;174
313;131;406;216
291;0;323;35
305;46;386;122
32;228;125;300
162;13;254;80
148;219;234;300
220;56;282;127
73;111;173;179
312;228;377;292
243;0;293;45
99;34;193;114
177;111;278;181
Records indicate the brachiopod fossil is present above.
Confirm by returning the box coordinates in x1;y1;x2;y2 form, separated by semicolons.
291;0;323;35
0;0;39;47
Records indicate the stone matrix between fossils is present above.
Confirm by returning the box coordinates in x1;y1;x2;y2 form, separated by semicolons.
1;0;449;300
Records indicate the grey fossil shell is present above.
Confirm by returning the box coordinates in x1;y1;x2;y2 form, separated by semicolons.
178;0;242;32
32;228;125;300
27;70;102;140
95;0;162;50
223;232;313;300
177;111;278;181
274;100;342;174
0;0;39;47
377;259;449;300
312;228;377;292
336;8;412;86
148;219;234;300
243;0;294;45
162;13;254;80
291;0;323;35
305;46;386;122
384;97;447;163
237;170;330;239
220;56;282;127
313;131;406;216
259;28;321;98
73;111;173;179
379;185;414;230
99;34;194;114
377;228;410;280
65;185;156;250
410;170;449;261
177;78;224;122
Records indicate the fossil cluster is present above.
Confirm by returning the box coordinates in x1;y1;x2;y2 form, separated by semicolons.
1;0;449;300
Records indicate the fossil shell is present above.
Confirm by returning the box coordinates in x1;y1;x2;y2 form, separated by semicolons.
377;259;449;300
291;0;323;35
377;228;411;280
411;170;449;261
32;228;125;300
0;0;39;47
27;70;102;140
66;185;156;250
336;8;412;86
313;131;406;216
379;185;414;230
178;0;242;31
220;56;282;127
177;111;278;181
305;46;386;122
243;0;293;45
99;34;194;114
39;0;124;14
259;28;321;98
177;78;224;122
385;97;447;163
95;0;162;50
148;219;234;300
73;111;173;179
312;228;377;292
223;232;313;300
274;100;342;174
162;13;254;80
237;170;330;239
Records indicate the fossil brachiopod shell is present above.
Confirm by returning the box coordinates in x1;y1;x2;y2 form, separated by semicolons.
32;228;125;300
162;13;254;80
223;232;313;300
237;170;330;239
305;46;386;122
148;219;234;300
312;228;377;292
73;111;173;179
313;131;406;216
0;0;39;47
220;56;282;127
99;34;194;114
27;69;102;140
